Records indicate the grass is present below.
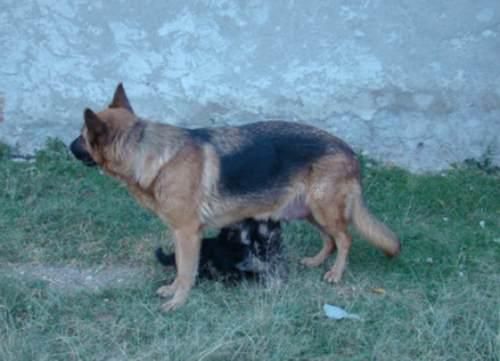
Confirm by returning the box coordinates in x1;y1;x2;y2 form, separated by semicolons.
0;140;499;361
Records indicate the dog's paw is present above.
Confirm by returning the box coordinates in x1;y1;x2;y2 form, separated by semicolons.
323;268;342;283
160;289;189;312
160;298;185;312
301;256;323;268
156;282;177;298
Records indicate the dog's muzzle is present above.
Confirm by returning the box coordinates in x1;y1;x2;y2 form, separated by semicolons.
70;136;97;166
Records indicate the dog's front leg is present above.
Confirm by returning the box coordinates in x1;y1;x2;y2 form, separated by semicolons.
159;225;201;311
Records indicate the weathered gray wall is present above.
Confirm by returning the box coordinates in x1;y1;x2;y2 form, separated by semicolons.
1;0;499;171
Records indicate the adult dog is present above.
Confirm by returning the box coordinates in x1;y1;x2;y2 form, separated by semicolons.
70;83;400;311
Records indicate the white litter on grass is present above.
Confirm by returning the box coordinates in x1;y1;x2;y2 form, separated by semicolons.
323;304;361;321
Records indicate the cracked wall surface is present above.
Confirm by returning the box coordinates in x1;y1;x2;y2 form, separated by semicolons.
1;0;499;171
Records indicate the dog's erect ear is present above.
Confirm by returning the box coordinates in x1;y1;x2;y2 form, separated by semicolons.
84;108;108;146
109;83;134;113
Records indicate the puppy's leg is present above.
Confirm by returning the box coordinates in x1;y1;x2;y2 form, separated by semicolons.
160;226;201;311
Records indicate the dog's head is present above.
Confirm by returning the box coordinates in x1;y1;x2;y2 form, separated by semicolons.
70;83;137;168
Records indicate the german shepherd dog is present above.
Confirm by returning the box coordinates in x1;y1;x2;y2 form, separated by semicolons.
155;218;286;283
70;83;400;311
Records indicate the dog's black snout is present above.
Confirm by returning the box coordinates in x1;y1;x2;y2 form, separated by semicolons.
70;136;97;166
69;137;80;155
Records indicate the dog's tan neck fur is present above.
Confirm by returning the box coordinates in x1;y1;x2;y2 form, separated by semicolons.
103;120;189;191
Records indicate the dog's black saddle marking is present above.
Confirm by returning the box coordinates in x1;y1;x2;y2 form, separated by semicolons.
220;131;325;195
189;122;346;196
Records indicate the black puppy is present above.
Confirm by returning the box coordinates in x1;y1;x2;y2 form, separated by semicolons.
156;218;286;283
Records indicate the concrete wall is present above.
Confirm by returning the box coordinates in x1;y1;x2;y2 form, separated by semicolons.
1;0;499;171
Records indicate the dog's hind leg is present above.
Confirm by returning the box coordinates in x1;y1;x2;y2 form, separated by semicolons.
306;181;353;283
158;225;201;311
301;217;336;267
308;210;352;283
322;224;351;283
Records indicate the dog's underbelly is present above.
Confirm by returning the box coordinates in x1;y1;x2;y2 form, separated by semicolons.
200;193;310;229
273;195;310;221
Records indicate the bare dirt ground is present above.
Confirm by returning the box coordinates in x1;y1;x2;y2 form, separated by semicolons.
1;263;153;294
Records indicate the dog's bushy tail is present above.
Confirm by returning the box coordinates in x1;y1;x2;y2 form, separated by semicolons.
347;183;400;257
155;247;176;266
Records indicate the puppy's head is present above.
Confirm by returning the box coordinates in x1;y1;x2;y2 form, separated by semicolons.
70;83;137;168
239;219;282;260
235;219;283;274
252;219;282;261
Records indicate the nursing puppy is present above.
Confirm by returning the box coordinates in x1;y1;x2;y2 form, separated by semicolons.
155;218;286;283
70;83;400;311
